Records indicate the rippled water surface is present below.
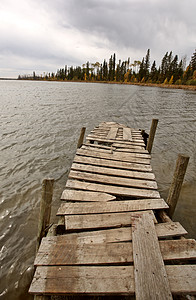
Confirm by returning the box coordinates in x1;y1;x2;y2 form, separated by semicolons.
0;80;196;299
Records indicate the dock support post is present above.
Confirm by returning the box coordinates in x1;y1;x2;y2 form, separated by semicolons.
36;178;54;252
77;127;86;148
167;154;189;218
146;119;159;153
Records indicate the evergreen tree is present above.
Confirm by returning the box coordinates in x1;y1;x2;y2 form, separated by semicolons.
190;49;196;71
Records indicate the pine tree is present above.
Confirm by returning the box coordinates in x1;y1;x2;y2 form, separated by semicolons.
190;49;196;71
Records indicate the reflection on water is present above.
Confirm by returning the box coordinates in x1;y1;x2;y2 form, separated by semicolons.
0;80;196;299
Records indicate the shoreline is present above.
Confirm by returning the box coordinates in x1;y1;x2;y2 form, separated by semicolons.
16;78;196;91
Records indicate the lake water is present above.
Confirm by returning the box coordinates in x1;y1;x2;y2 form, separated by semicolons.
0;80;196;299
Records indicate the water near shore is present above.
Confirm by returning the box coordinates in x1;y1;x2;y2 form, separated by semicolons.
0;80;196;299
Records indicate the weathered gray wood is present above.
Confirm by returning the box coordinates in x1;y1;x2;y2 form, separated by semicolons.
74;155;153;172
35;238;196;266
123;127;133;141
167;154;189;218
106;127;118;139
77;127;86;148
57;198;167;216
81;145;113;153
29;265;196;295
158;210;173;223
146;119;159;153
43;222;186;244
64;210;157;230
61;189;116;202
132;212;172;300
71;162;155;180
113;143;144;150
69;170;157;189
76;148;151;164
86;136;145;146
65;179;161;198
36;179;54;252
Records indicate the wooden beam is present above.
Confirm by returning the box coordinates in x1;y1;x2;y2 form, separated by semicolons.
61;189;116;202
77;127;86;148
132;213;172;299
146;119;159;153
36;179;54;252
167;154;189;218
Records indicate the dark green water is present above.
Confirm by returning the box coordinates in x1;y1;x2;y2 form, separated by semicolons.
0;80;195;299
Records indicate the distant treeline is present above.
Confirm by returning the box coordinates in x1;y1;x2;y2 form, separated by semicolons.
18;49;196;85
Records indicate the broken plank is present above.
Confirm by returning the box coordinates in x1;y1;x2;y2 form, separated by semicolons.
65;179;161;198
29;265;196;295
71;163;155;180
56;222;187;244
106;127;118;139
58;198;167;216
35;238;196;266
76;148;151;164
74;155;153;172
81;145;113;153
86;136;145;147
61;189;116;202
68;170;157;189
123;128;133;141
64;210;156;230
132;212;172;300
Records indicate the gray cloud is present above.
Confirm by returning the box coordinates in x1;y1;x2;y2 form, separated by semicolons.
0;0;195;77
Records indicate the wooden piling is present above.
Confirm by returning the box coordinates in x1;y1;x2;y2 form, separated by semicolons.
77;127;86;148
36;178;54;252
146;119;158;153
167;154;189;218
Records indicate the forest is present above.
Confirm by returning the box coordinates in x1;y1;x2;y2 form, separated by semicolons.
18;49;196;86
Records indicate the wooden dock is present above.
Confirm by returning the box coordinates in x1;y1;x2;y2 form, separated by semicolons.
29;121;196;299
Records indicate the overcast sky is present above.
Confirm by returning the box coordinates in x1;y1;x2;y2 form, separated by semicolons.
0;0;196;78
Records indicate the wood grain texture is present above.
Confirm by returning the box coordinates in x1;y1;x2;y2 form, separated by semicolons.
29;265;196;295
123;128;133;141
61;189;116;202
65;179;161;198
106;127;118;139
74;155;153;172
64;210;156;230
34;238;196;266
86;136;145;147
68;170;157;189
58;199;167;215
132;213;172;300
71;162;155;180
40;222;186;244
76;148;151;164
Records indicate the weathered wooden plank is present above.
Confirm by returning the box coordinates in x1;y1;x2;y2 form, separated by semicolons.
81;145;113;153
57;199;167;216
87;134;144;144
113;143;143;149
76;148;151;164
123;128;133;141
29;265;196;295
64;210;157;230
106;127;118;139
65;179;161;198
56;222;187;244
83;143;113;150
68;170;157;190
61;189;116;202
132;213;172;299
71;163;155;180
74;155;153;172
35;238;196;266
86;136;145;147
